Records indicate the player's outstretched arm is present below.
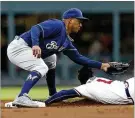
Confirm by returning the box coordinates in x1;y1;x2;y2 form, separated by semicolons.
63;48;110;71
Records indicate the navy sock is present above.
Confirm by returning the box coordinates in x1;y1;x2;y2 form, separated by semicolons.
45;89;80;106
46;69;57;96
18;71;41;97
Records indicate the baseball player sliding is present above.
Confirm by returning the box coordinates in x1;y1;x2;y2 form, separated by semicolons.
5;62;134;107
43;66;134;107
7;8;111;107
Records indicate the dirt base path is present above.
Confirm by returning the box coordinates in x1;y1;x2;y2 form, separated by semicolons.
1;100;134;118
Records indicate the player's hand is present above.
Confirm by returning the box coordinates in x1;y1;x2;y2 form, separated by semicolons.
32;45;41;58
101;63;110;72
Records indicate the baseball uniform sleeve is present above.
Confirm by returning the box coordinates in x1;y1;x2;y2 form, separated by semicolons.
31;19;62;46
63;43;102;69
37;19;62;38
31;25;42;46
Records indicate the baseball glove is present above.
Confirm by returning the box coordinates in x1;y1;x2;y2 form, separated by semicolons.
106;62;130;75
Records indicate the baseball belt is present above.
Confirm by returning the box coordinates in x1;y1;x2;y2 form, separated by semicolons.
124;81;134;104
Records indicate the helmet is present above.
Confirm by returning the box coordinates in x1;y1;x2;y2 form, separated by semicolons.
78;66;93;84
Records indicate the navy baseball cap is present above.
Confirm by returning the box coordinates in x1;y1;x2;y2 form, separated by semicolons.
62;8;89;21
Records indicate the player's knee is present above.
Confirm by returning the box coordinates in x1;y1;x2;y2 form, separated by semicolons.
48;62;56;69
40;65;49;77
32;64;49;77
46;54;57;69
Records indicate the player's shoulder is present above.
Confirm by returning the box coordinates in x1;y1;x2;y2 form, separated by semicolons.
41;19;64;28
49;18;63;23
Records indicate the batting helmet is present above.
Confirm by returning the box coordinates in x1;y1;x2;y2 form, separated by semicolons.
78;66;93;84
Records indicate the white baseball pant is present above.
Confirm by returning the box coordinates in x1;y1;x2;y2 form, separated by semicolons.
7;36;57;77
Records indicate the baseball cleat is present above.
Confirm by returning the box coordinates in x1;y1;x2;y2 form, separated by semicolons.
12;93;46;108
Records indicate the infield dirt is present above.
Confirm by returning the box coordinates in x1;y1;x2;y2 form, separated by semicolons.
1;99;134;118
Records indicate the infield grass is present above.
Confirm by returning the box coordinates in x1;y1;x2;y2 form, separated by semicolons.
1;86;74;100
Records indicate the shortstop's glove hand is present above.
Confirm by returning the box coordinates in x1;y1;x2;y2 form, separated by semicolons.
106;62;130;75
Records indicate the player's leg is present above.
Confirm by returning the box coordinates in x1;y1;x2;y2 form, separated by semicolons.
45;89;80;106
5;89;80;108
18;70;43;97
74;84;91;98
7;37;48;107
44;54;57;96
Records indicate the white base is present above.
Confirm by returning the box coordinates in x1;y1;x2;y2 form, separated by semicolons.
5;102;17;108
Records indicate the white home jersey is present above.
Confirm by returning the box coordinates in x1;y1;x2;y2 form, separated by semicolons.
74;77;134;104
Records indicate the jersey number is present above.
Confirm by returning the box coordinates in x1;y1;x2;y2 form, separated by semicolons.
97;79;112;84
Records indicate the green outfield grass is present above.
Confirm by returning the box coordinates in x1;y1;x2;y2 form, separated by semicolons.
1;86;74;100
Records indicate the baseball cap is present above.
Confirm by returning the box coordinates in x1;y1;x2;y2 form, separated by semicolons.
62;8;89;21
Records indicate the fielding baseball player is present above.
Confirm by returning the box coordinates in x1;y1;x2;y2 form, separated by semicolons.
7;8;111;107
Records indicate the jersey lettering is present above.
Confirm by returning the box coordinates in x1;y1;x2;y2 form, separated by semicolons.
97;78;112;84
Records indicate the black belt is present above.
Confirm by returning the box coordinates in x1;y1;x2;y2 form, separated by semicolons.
124;81;134;104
